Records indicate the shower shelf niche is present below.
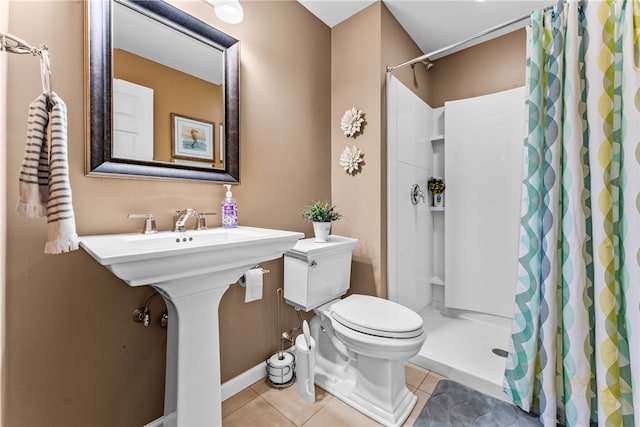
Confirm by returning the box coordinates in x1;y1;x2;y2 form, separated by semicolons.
430;115;445;298
430;134;445;211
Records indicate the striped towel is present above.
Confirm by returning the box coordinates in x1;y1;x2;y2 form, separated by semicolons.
17;92;79;254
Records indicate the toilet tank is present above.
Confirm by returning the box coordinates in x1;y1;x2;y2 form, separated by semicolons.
284;235;358;311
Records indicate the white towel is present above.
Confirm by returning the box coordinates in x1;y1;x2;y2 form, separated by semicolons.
17;92;79;254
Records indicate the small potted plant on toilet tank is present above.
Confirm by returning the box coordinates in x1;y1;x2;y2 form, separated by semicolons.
303;201;342;242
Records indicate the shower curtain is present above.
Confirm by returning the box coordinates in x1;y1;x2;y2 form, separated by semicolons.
503;1;639;426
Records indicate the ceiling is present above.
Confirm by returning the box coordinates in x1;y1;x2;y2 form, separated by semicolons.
298;0;553;60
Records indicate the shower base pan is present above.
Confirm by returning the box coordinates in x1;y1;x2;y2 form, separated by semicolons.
411;304;512;402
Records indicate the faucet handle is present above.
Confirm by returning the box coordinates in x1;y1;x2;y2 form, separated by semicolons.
196;212;217;230
128;213;158;234
410;184;425;205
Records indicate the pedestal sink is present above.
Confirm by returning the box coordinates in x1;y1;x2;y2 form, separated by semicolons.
80;226;304;426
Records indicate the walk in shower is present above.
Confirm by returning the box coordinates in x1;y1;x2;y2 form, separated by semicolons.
386;74;525;400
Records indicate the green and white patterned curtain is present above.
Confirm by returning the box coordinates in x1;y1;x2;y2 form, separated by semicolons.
503;1;640;426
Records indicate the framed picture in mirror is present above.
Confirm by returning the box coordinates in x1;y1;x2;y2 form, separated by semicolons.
171;113;215;163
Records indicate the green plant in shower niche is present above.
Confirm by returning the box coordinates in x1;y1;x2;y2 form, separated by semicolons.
302;201;342;223
427;177;445;195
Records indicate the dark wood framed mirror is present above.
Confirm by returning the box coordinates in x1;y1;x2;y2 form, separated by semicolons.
85;0;240;182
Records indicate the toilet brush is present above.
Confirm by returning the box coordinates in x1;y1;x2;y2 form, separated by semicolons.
302;320;314;395
295;320;316;403
303;320;311;350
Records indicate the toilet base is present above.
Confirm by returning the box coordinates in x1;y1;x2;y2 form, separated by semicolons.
314;355;417;427
306;301;423;427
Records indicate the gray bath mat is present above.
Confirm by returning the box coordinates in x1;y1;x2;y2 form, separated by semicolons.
413;379;541;427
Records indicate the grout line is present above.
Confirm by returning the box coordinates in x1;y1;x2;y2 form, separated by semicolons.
221;389;261;421
298;392;334;427
261;395;304;427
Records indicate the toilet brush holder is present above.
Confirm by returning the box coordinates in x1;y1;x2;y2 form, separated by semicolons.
266;351;295;388
295;331;316;404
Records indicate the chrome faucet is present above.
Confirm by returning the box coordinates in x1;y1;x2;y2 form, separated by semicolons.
173;209;197;232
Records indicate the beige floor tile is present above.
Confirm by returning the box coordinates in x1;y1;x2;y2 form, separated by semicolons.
302;396;383;427
222;387;260;418
222;396;296;427
250;377;273;395
231;368;441;427
418;371;447;394
405;363;430;389
260;383;333;426
402;389;431;426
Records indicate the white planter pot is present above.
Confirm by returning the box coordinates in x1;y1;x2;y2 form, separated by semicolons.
312;222;331;242
433;193;444;207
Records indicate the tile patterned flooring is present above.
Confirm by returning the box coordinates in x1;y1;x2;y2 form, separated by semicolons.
221;363;446;426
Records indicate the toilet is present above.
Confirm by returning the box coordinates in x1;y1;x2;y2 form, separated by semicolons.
284;236;425;427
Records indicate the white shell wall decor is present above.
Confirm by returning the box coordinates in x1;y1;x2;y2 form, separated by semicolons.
340;107;365;137
340;145;364;175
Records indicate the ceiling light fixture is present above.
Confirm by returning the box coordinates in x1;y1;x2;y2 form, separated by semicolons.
203;0;244;24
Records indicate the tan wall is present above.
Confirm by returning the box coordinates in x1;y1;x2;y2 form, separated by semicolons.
0;2;7;425
381;6;431;105
5;1;330;425
114;49;224;167
330;3;430;300
331;3;384;298
429;29;527;107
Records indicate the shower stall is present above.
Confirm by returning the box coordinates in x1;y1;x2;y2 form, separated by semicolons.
386;74;525;400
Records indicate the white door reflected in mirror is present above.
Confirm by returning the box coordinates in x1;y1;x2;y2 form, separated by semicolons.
113;78;154;161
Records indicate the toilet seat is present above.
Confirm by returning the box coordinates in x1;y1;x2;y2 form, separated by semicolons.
330;294;423;339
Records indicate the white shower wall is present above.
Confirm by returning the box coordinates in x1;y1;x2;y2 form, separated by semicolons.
386;75;433;313
444;87;525;318
387;76;524;400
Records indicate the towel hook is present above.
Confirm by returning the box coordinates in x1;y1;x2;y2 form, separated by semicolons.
0;31;38;55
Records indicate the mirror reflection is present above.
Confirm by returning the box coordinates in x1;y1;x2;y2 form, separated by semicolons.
85;0;240;182
113;2;225;169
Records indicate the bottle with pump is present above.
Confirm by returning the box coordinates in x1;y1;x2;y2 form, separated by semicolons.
221;184;237;228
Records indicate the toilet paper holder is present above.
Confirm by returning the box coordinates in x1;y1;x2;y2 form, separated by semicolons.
238;266;270;287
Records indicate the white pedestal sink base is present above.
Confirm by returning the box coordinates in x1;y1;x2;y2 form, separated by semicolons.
143;411;176;427
79;226;304;427
154;268;245;426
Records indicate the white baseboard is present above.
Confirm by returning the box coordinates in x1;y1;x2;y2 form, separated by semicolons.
221;361;267;401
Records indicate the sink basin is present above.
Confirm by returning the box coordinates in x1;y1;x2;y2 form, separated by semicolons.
80;226;303;286
80;226;304;427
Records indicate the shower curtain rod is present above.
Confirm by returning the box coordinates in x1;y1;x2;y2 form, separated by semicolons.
387;10;535;73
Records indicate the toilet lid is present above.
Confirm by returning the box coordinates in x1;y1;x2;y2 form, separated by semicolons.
330;295;423;339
